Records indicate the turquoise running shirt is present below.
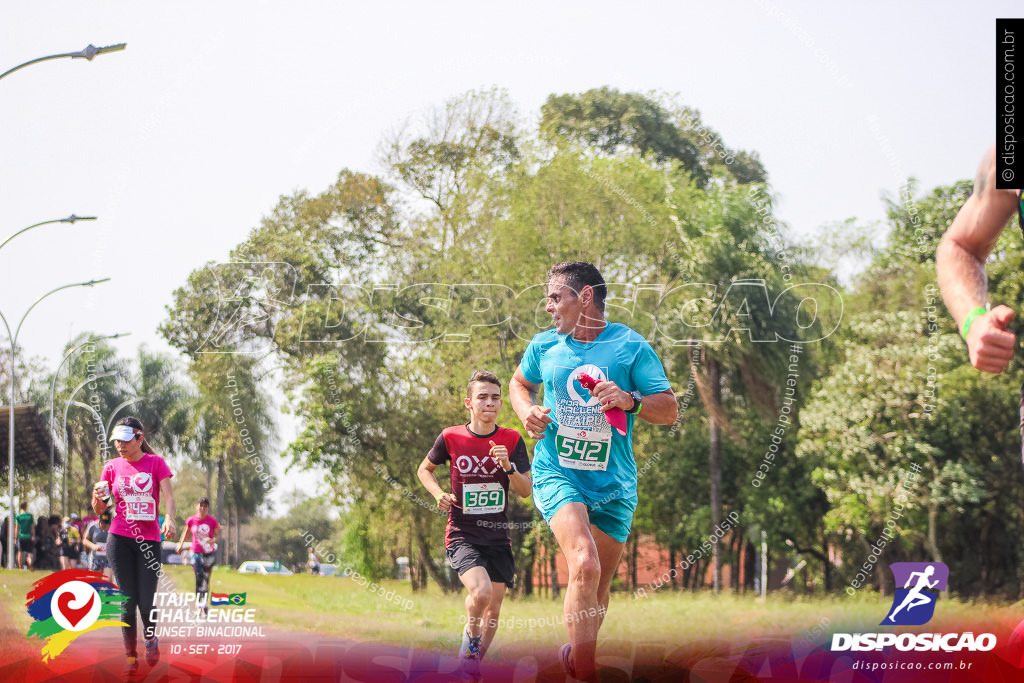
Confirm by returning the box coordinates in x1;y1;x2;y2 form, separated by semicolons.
519;322;672;502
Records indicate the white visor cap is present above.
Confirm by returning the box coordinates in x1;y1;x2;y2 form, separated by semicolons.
110;425;138;442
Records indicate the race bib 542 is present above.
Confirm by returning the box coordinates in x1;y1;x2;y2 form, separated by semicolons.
555;425;610;471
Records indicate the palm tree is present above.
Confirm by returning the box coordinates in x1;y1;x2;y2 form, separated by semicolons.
185;353;275;564
125;346;192;457
41;336;194;515
666;181;810;592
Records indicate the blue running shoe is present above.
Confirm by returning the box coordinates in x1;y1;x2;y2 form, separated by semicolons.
145;637;160;666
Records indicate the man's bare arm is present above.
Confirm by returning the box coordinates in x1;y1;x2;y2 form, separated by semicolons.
509;368;552;439
636;389;678;425
937;147;1018;324
416;458;444;501
936;146;1020;373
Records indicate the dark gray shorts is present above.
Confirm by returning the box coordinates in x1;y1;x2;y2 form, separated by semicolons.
446;541;515;588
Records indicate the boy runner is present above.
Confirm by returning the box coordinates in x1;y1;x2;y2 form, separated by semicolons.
417;370;532;675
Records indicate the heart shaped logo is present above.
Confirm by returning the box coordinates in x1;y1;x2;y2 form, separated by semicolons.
132;472;153;493
50;581;101;632
567;365;605;407
57;591;95;628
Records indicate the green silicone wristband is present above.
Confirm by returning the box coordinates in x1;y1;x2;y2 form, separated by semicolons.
961;306;988;340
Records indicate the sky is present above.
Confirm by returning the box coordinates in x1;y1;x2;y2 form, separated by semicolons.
0;1;1016;511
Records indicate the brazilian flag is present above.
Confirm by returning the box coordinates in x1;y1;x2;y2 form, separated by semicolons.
228;593;247;606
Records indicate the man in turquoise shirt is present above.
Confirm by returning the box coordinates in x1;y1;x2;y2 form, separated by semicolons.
510;261;677;680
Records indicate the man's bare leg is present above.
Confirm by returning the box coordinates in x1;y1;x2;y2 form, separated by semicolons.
550;502;627;680
591;524;627;632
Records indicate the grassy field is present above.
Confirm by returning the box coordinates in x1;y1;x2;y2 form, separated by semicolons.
0;570;36;663
4;565;1023;658
166;566;1024;651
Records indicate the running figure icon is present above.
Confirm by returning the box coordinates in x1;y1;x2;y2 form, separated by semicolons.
886;566;939;623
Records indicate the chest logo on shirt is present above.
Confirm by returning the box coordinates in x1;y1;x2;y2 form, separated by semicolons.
566;364;606;407
454;455;500;475
130;473;153;493
198;524;211;536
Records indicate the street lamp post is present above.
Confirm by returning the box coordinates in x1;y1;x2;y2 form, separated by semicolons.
3;43;125;567
2;279;109;569
0;44;127;82
65;400;107;521
48;332;129;515
68;402;106;442
0;215;96;252
60;371;117;518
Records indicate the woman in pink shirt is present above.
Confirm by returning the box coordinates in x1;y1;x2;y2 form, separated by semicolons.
175;496;219;615
91;417;176;677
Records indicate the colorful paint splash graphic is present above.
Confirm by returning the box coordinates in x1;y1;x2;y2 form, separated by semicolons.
25;569;128;662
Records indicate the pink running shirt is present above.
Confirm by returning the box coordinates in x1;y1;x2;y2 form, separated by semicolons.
101;453;174;542
186;514;219;553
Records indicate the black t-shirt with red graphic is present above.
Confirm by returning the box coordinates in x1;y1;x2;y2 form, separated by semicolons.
427;424;530;547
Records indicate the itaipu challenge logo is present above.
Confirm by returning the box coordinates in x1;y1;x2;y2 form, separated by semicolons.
25;569;128;661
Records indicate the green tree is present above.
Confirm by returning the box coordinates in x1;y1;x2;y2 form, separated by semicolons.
161;87;807;599
655;180;823;592
796;178;1024;596
380;87;519;260
249;501;336;571
182;353;275;564
540;87;766;186
126;346;192;457
797;313;986;585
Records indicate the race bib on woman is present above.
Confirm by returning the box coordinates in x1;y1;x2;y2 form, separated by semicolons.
124;495;157;521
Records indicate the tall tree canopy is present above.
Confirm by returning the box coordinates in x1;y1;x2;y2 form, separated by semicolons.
159;88;1024;600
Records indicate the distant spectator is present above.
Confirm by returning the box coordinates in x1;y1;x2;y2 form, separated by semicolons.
81;511;99;532
70;513;86;564
307;548;320;575
43;515;61;570
16;501;35;571
58;516;81;570
84;511;113;582
34;516;50;570
1;515;8;568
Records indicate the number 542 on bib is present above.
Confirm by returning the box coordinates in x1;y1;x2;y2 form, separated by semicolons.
555;433;610;471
